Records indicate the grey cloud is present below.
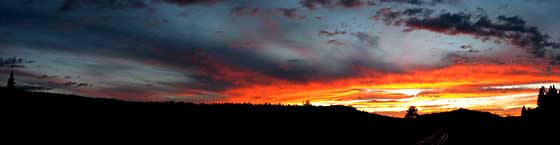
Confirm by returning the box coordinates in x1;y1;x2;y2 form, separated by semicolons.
64;81;92;87
59;0;149;12
0;57;34;68
373;7;560;59
380;0;462;5
404;12;560;57
319;29;347;36
299;0;365;9
278;8;305;20
59;0;223;12
353;32;379;48
17;84;53;92
231;6;260;16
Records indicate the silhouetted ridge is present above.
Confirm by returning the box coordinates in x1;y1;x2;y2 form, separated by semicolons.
0;87;373;114
0;70;555;144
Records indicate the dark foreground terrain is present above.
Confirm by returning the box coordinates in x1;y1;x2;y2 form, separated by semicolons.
1;88;556;144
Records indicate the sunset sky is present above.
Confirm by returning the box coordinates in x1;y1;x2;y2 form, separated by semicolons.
2;0;560;117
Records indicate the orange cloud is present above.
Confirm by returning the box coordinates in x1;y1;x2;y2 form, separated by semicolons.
219;63;560;117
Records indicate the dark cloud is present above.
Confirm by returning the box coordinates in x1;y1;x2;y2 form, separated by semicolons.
1;0;338;86
0;69;83;92
299;0;366;9
460;44;472;49
160;0;223;6
380;0;424;5
402;8;434;16
338;0;365;8
319;29;347;36
59;0;222;12
326;39;345;46
367;1;376;6
379;0;461;5
372;7;559;58
278;8;305;20
230;6;260;16
402;8;424;15
299;0;336;9
0;57;34;68
1;12;325;89
17;84;53;92
404;12;559;57
371;8;402;25
59;0;79;12
353;32;379;47
64;81;92;87
552;55;560;65
59;0;148;12
442;52;468;64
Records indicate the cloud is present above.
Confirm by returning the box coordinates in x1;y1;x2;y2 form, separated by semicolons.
326;39;345;46
460;44;472;49
59;0;223;12
59;0;148;12
380;0;424;5
404;12;560;57
371;8;402;25
299;0;337;9
17;84;53;92
353;32;379;47
230;6;260;16
64;81;92;87
372;8;560;58
337;0;365;8
552;55;560;64
160;0;223;6
379;0;462;5
278;8;305;20
0;57;34;68
319;29;347;36
299;0;366;9
402;8;434;16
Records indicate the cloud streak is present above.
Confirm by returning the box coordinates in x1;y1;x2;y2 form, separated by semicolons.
404;13;560;57
373;7;560;58
299;0;366;9
0;57;34;68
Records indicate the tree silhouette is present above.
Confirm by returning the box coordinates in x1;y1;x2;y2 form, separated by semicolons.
537;86;545;107
304;100;312;106
521;105;527;117
404;106;419;118
7;70;15;89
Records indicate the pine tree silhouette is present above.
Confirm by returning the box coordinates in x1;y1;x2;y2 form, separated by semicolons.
537;86;546;107
521;105;527;117
7;70;15;89
404;106;419;118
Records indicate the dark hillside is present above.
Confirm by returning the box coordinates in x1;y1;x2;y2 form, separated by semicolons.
0;88;552;144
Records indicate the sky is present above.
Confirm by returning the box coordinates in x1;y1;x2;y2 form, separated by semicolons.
1;0;560;117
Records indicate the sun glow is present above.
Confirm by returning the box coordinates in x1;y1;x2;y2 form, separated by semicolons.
220;64;560;117
380;89;433;96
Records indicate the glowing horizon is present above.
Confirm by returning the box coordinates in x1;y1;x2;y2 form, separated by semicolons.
216;64;559;117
